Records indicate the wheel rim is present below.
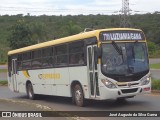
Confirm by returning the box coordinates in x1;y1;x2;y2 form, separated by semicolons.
75;89;82;104
28;84;33;98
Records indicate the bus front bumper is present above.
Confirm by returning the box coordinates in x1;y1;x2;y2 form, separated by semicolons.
99;84;151;100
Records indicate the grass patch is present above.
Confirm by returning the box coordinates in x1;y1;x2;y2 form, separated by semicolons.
0;80;8;86
152;79;160;90
150;63;160;69
0;69;7;73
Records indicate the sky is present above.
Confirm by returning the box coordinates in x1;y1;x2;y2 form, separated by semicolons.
0;0;160;16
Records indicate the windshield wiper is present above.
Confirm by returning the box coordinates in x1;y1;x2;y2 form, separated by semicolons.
111;41;122;55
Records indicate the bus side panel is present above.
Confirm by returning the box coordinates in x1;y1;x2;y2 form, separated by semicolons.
42;68;56;96
29;69;53;95
54;67;70;97
16;71;27;93
8;76;14;92
8;70;27;93
69;66;90;99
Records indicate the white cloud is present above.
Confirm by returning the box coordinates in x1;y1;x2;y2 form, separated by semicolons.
130;0;160;13
0;0;160;15
92;0;121;6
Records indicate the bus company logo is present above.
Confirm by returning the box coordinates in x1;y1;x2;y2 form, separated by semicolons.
2;112;11;117
38;73;60;80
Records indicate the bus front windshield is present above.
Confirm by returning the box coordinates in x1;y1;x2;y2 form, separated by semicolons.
101;42;149;76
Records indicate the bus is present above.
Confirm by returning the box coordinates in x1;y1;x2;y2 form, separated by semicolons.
8;28;151;106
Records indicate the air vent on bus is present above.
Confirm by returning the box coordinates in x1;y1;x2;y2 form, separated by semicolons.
121;88;138;94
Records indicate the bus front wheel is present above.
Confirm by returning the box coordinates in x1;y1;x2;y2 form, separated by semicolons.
27;83;36;100
73;84;85;107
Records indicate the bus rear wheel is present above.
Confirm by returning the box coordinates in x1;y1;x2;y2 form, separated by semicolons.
27;83;36;100
73;84;85;107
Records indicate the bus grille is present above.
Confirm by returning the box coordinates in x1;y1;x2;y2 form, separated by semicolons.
117;83;139;87
121;88;138;94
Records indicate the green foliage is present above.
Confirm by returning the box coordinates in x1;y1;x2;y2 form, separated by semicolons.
147;41;160;58
59;21;82;37
7;19;36;49
152;79;160;90
148;41;156;50
29;22;49;43
0;14;160;64
0;50;8;64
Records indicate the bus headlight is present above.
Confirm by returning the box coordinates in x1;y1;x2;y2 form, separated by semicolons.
141;76;151;85
101;79;117;89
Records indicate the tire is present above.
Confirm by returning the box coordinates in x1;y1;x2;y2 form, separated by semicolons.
73;84;85;107
27;83;36;100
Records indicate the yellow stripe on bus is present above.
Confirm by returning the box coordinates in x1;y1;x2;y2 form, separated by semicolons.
22;70;30;79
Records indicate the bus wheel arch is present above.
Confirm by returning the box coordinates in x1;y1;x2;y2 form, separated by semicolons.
26;80;36;100
71;81;85;107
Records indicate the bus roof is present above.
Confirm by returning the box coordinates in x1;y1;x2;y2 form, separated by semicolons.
8;28;142;55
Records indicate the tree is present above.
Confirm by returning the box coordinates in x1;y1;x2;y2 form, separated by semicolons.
60;21;82;37
29;22;48;43
7;19;36;49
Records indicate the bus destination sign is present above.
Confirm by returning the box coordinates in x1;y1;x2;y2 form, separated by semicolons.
100;30;145;41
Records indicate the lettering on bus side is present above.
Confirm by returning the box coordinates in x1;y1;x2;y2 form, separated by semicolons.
100;30;145;41
38;73;60;80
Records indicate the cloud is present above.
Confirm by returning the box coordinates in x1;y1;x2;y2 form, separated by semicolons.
130;0;160;12
92;0;121;6
0;0;160;15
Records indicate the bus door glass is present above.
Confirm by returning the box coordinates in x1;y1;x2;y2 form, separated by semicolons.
87;45;100;98
11;59;18;92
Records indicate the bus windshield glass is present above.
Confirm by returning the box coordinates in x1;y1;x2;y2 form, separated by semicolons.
101;42;149;76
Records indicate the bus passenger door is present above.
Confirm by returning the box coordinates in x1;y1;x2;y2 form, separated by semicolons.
87;45;100;98
11;59;18;92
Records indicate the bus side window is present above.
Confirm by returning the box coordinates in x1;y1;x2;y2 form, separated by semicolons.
31;50;42;69
69;54;77;64
55;44;68;67
69;40;85;66
17;54;22;70
22;52;32;70
42;47;53;68
17;61;22;70
78;53;84;64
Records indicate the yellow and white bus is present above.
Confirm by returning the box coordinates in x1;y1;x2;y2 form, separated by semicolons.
8;28;151;106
